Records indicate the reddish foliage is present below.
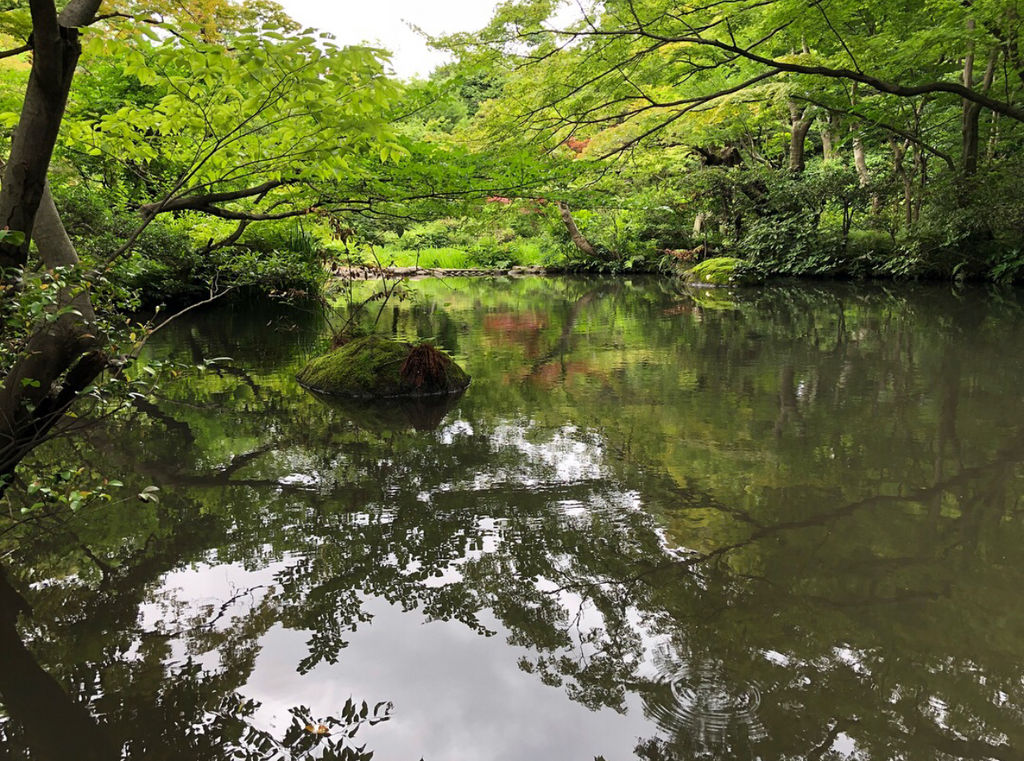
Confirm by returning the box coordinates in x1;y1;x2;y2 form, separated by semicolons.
661;244;708;263
564;137;591;154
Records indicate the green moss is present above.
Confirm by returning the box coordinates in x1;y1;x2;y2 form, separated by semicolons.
687;257;749;286
296;334;470;398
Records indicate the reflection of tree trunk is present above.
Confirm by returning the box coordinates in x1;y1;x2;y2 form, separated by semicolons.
556;201;599;258
928;354;961;537
899;698;1024;761
527;288;604;377
774;364;800;438
0;567;117;761
130;396;196;443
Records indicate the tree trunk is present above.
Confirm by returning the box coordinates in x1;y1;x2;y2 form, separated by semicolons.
0;193;106;486
913;145;926;223
961;19;979;176
0;0;101;272
961;39;998;176
852;135;881;214
556;201;599;258
0;2;107;487
788;102;812;173
986;111;1000;162
821;113;836;162
847;84;881;213
913;103;926;223
853;136;870;186
892;140;913;229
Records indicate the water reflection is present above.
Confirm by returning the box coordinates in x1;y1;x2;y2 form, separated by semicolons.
309;390;466;432
2;278;1024;760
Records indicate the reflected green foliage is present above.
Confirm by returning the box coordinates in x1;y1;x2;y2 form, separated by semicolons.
2;278;1024;760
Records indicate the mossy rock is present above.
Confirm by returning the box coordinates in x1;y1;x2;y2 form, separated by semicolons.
296;334;470;398
686;257;760;286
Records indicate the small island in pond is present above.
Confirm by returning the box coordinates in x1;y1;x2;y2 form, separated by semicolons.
296;335;470;398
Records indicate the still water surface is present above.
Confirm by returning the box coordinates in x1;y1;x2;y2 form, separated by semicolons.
3;276;1024;760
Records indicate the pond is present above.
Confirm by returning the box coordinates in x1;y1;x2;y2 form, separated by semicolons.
3;276;1024;761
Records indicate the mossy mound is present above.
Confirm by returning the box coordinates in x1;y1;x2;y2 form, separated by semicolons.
686;257;760;286
296;334;470;398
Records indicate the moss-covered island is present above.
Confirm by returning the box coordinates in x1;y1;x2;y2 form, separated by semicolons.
296;334;471;398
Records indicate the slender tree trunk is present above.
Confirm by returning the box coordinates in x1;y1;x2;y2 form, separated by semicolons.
912;103;926;223
892;140;913;229
961;38;998;176
848;84;880;213
986;111;1000;162
820;112;836;162
962;104;983;175
913;145;925;223
961;19;979;176
556;201;599;258
853;137;870;187
852;136;880;214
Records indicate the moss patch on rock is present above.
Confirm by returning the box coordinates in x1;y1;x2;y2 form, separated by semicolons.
686;257;758;286
296;334;470;398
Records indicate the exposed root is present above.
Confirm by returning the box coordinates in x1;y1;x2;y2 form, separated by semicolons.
400;343;451;392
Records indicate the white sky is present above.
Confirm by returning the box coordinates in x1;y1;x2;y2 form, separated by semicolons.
277;0;503;79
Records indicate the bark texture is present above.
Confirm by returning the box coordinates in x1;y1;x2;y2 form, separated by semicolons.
788;102;812;172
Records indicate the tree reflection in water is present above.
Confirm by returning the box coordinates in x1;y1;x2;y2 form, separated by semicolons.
2;278;1024;761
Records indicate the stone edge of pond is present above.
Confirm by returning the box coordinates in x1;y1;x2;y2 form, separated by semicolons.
331;265;555;280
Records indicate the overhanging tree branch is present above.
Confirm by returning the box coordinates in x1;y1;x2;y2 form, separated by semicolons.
138;179;293;215
536;19;1024;122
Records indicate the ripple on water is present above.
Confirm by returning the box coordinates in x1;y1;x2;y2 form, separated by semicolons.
644;662;766;750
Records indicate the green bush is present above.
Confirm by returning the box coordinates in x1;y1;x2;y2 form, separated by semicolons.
56;184;329;303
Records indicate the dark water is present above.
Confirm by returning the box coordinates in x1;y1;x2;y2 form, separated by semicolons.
3;276;1024;761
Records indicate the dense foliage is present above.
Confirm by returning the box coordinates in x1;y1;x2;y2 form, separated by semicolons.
367;0;1024;279
0;2;1023;758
